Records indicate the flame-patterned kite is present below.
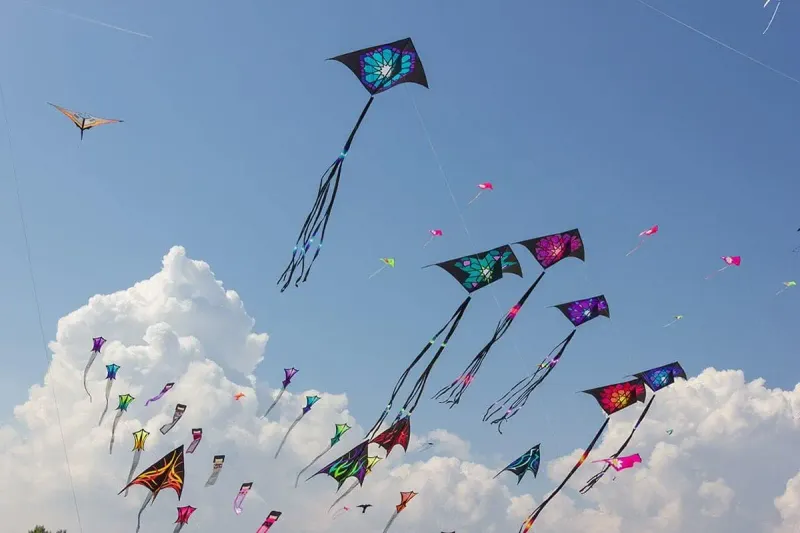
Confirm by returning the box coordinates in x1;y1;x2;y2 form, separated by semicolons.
518;378;646;533
49;103;123;140
494;444;540;484
579;362;686;494
186;428;203;454
262;368;298;419
256;511;282;533
326;455;381;511
124;429;150;497
234;482;253;515
161;404;187;435
705;255;741;280
97;363;120;426
381;491;417;533
110;393;135;454
205;455;226;487
275;395;321;458
118;445;185;533
295;423;351;487
83;336;106;402
173;505;196;533
434;229;586;407
145;382;175;406
626;224;659;256
485;291;609;433
277;38;428;291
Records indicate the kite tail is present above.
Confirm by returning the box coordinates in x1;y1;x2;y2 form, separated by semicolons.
704;265;729;280
110;410;123;454
262;387;286;419
662;319;677;327
776;287;788;295
82;352;98;402
275;414;303;459
295;445;332;487
135;491;154;533
364;296;472;439
422;236;434;248
625;241;644;256
433;274;544;406
381;511;400;533
578;396;654;494
763;1;780;34
332;507;349;520
328;480;359;511
368;265;386;279
484;330;575;433
123;450;142;497
173;523;184;533
277;97;375;292
519;418;609;533
98;380;113;426
466;191;482;206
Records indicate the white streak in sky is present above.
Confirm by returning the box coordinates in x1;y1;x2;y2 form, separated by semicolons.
23;1;153;39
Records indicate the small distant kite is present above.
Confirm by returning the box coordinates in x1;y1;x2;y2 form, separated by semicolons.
49;103;123;140
776;281;796;295
123;429;150;497
763;0;781;34
424;229;443;248
187;428;203;454
83;336;106;402
119;445;185;533
414;441;435;454
332;506;351;520
382;491;417;533
256;511;282;533
98;363;120;426
234;482;253;515
262;368;298;419
234;392;246;400
369;257;395;279
494;444;540;484
145;382;174;406
666;429;673;435
295;423;351;487
662;315;683;327
467;182;493;206
161;404;187;435
173;506;196;533
357;504;373;513
109;394;134;454
705;255;741;280
626;225;658;256
204;455;226;487
592;453;641;472
275;395;321;458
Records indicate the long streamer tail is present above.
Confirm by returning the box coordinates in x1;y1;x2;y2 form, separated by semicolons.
295;445;332;487
625;241;644;256
275;415;302;458
136;492;154;533
776;287;787;295
662;319;677;327
262;388;286;419
422;236;433;248
110;411;122;454
124;451;141;497
82;353;97;402
381;511;399;533
704;265;729;280
173;523;184;533
367;265;386;279
763;1;780;34
466;191;482;206
328;480;358;511
98;381;113;425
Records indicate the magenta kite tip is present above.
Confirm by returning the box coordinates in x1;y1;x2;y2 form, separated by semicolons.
478;182;493;190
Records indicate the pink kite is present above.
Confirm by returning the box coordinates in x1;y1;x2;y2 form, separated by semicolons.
424;229;443;248
626;225;659;256
256;511;282;533
467;182;493;206
705;255;741;280
591;453;641;472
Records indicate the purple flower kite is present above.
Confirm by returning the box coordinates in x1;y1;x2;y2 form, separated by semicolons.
261;368;298;419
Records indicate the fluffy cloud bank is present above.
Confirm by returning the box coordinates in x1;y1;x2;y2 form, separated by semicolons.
1;246;798;533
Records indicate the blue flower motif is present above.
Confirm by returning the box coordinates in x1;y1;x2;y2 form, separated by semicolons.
360;47;414;92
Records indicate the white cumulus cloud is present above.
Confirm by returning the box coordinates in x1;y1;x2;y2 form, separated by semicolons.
1;246;799;533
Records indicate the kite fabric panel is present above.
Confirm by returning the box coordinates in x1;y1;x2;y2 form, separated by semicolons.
494;444;540;484
370;416;411;455
516;228;585;270
430;245;520;294
582;379;646;416
205;455;226;487
234;482;253;514
256;511;282;533
119;445;186;498
553;295;610;327
633;361;687;392
309;439;369;489
161;404;187;435
277;38;428;292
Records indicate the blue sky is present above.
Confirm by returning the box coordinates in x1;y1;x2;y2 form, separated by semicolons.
0;0;798;468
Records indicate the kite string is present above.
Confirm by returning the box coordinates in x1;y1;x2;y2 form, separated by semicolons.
0;79;85;533
406;89;556;430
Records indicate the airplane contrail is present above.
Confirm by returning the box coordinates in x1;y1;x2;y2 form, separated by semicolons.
22;1;153;39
